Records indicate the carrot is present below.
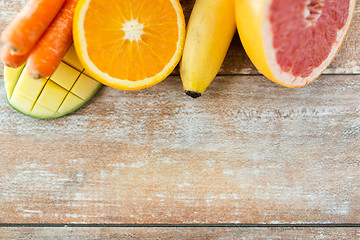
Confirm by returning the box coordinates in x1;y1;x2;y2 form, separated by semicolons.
0;45;29;68
26;0;79;79
1;0;66;55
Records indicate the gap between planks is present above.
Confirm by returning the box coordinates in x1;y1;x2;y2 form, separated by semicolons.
1;224;360;228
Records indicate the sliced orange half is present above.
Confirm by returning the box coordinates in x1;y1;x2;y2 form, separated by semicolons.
73;0;185;90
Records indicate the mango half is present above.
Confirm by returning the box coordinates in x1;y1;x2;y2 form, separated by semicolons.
4;45;102;119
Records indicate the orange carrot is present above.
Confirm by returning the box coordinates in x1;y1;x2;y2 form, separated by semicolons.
27;0;79;79
1;0;66;55
0;45;29;68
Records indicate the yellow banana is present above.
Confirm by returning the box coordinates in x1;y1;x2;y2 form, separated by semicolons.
180;0;236;98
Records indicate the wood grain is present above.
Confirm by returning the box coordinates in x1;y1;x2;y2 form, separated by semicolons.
1;0;360;229
1;227;359;240
0;0;360;75
1;74;359;224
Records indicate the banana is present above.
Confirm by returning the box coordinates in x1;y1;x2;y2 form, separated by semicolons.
180;0;236;98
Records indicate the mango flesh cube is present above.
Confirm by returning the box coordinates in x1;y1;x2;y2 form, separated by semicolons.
58;93;84;115
4;64;25;99
63;44;84;72
12;68;47;101
9;93;33;114
4;44;102;119
83;69;92;77
31;104;56;118
83;69;97;80
50;62;81;90
72;74;102;100
36;81;68;112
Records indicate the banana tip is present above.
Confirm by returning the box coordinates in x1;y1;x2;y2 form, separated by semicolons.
185;91;202;99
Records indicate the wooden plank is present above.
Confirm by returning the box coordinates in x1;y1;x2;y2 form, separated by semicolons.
1;75;359;224
0;0;360;76
0;227;359;240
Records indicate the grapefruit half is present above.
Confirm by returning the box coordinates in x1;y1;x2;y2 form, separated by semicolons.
236;0;356;88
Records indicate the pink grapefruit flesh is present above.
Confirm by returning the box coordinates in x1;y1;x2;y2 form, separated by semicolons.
271;0;350;79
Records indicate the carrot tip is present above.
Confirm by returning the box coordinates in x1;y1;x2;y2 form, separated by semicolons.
4;63;16;68
6;42;19;55
29;73;42;79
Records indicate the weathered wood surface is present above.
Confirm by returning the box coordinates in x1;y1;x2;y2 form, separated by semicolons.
1;0;360;230
1;74;360;224
0;0;360;76
1;227;359;240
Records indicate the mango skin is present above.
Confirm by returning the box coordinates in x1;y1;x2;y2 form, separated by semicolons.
4;45;102;119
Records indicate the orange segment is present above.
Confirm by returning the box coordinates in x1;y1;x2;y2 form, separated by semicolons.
73;0;185;90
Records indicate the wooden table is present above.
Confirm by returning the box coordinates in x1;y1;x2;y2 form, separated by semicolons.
1;0;360;239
